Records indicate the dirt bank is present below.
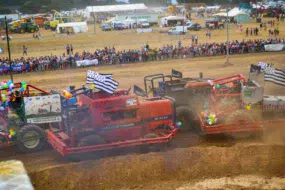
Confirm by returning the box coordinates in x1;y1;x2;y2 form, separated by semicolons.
29;144;285;190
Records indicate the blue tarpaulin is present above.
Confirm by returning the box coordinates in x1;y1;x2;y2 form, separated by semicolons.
0;65;29;74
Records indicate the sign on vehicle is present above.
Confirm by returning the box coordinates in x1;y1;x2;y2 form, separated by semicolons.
24;94;62;124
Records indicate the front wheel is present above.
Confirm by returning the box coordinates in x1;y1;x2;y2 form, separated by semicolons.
16;124;46;153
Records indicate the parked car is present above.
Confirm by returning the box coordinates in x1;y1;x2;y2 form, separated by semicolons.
114;23;125;30
168;26;187;35
137;19;150;28
187;23;202;31
102;24;111;31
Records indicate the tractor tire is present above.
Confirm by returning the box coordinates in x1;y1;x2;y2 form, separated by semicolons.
20;29;25;34
224;110;257;139
176;106;193;131
30;29;35;33
35;28;39;31
77;134;105;147
16;124;46;153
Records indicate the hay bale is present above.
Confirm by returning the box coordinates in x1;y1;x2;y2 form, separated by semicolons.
0;160;34;190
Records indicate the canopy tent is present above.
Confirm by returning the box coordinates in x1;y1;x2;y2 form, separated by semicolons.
234;13;251;23
56;22;88;34
213;7;251;17
228;7;251;16
85;4;147;18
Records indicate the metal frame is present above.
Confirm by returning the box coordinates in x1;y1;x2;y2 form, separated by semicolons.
144;74;173;96
197;74;285;134
0;83;50;149
46;126;178;156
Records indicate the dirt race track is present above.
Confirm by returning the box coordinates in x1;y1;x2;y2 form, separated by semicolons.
1;17;285;189
0;52;284;189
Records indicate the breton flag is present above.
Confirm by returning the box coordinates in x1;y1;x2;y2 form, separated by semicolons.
250;63;285;86
264;67;285;86
86;70;119;94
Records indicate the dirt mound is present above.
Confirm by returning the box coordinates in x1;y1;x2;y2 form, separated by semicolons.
29;144;285;190
177;175;285;190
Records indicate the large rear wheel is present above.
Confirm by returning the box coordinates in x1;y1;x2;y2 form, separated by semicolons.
77;134;105;147
176;106;194;131
16;124;46;153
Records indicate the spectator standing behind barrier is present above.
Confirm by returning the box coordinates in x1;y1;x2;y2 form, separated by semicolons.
23;46;27;56
70;44;73;55
66;44;70;55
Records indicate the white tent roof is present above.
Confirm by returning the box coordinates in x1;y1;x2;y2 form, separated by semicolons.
106;17;116;23
213;8;250;17
163;15;185;21
57;22;87;28
86;4;147;13
228;7;250;17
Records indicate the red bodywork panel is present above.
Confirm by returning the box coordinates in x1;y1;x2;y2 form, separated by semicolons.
76;90;174;142
47;89;177;156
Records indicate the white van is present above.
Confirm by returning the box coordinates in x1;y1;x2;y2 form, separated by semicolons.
168;26;187;35
137;19;150;28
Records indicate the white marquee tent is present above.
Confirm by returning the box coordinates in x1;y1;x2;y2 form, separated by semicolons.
84;4;147;19
214;8;251;16
56;22;88;34
213;7;251;23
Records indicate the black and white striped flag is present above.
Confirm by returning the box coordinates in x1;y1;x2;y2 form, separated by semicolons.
86;70;119;94
264;67;285;86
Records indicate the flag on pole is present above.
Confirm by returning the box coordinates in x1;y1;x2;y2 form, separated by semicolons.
250;64;262;74
172;69;182;78
264;68;285;86
86;70;119;94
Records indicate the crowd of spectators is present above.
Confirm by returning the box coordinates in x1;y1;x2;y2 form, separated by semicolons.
0;38;284;74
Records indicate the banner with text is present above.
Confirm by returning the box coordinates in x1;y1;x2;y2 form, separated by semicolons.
264;44;285;52
76;59;99;67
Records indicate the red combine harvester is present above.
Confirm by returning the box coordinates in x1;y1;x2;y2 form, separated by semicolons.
190;74;285;137
46;86;178;156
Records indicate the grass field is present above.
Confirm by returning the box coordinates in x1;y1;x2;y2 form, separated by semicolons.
1;17;284;58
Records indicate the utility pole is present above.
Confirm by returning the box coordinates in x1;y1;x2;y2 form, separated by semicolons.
225;2;232;66
92;6;96;33
226;6;230;63
5;16;13;82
